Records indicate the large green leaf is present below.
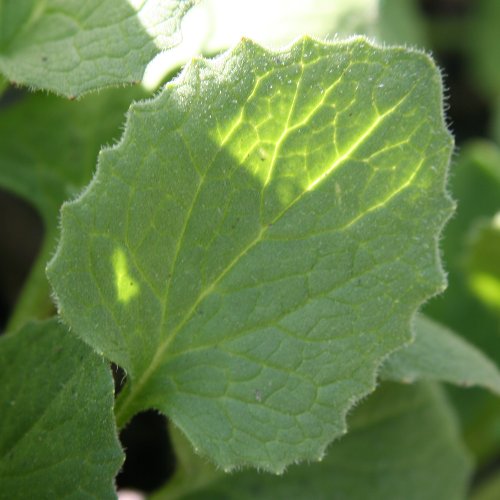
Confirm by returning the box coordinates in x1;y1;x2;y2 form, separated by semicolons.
0;319;123;498
381;314;500;394
48;37;453;471
0;0;197;97
158;383;471;500
0;86;147;330
0;87;147;226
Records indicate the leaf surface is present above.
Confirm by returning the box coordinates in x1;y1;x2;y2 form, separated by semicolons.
381;314;500;393
162;383;471;500
0;319;123;498
0;86;147;329
48;37;453;471
0;0;197;96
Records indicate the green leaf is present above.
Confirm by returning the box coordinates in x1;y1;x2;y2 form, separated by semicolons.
159;383;471;500
424;141;500;462
0;87;147;228
465;217;500;314
425;141;500;354
0;319;123;498
0;73;7;96
48;37;453;471
0;86;147;330
381;314;500;394
0;0;197;97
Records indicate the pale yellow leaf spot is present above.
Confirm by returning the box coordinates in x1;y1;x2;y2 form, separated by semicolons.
112;248;140;303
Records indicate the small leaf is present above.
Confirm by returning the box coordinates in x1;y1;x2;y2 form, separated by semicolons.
164;383;471;500
48;37;453;471
472;471;500;500
465;217;500;314
0;86;147;228
0;0;197;96
381;314;500;394
0;319;124;498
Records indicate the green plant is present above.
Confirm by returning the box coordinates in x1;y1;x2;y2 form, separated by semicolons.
1;1;500;498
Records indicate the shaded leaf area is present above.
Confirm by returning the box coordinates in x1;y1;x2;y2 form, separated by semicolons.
169;383;471;500
0;85;147;329
48;37;452;471
0;319;123;499
381;314;500;393
0;86;147;225
424;141;500;462
0;0;197;96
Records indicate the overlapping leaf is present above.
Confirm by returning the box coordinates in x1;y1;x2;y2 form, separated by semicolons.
48;37;453;471
0;0;197;96
159;383;471;500
381;314;500;393
0;319;123;498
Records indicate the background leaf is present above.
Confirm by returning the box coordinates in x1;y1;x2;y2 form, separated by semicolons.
142;0;426;90
0;0;197;96
465;0;500;100
424;140;500;463
380;314;500;393
48;37;452;471
465;217;500;314
157;383;471;500
0;319;123;498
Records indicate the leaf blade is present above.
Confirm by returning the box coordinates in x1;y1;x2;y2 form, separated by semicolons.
157;383;472;500
0;0;197;96
48;37;453;471
381;314;500;394
0;319;123;498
